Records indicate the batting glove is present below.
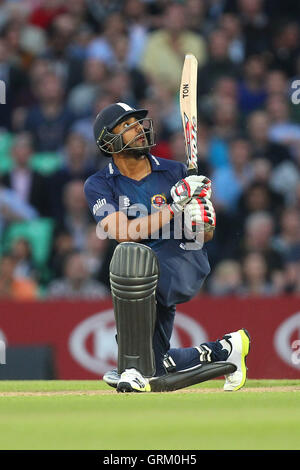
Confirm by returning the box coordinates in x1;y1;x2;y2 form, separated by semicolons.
184;197;216;232
169;176;212;215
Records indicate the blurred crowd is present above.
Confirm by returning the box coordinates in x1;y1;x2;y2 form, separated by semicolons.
0;0;300;300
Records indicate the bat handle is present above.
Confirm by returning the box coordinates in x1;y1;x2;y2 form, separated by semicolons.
187;168;198;176
187;167;200;232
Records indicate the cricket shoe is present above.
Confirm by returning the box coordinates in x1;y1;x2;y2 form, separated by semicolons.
223;329;251;391
117;368;151;393
103;369;120;389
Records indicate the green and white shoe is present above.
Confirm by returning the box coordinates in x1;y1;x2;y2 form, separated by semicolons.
117;368;151;393
223;329;251;391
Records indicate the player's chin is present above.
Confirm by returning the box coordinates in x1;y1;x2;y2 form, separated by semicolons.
124;146;150;159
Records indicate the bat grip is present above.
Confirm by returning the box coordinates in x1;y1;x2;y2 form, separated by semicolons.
187;168;197;231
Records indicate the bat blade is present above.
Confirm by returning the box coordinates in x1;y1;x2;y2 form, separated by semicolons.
180;54;198;176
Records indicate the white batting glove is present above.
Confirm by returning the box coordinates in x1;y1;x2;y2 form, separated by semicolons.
184;197;216;232
169;176;212;214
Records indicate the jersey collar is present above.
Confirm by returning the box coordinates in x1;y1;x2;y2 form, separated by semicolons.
106;154;167;178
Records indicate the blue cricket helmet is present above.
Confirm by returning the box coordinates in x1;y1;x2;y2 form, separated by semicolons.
93;102;154;156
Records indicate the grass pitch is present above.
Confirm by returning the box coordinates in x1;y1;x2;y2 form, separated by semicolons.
0;379;299;450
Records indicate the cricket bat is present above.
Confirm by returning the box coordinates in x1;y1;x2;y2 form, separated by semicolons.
179;54;198;176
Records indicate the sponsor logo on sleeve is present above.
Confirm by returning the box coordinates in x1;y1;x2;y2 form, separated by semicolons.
93;198;107;215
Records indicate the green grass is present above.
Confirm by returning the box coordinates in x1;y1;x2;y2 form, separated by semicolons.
0;380;299;450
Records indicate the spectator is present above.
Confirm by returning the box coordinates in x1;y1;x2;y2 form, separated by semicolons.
66;0;93;33
58;180;93;251
197;28;238;96
0;37;29;130
273;208;300;262
237;0;271;57
0;177;38;238
184;0;209;36
23;71;75;152
240;252;278;296
284;260;300;294
67;58;107;116
208;97;240;169
49;229;74;279
1;19;32;70
270;158;300;203
208;259;243;296
10;237;37;280
0;254;38;300
212;136;253;210
200;75;238;124
2;3;48;58
47;251;109;299
86;12;129;68
247;110;291;167
265;69;288;96
11;58;53;126
1;132;50;216
237;54;267;115
219;13;245;64
41;13;84;90
109;34;149;102
150;81;182;135
235;212;284;280
266;93;300;157
251;158;272;184
83;224;110;281
237;181;284;229
84;0;121;26
104;69;136;108
48;132;95;220
29;0;67;30
141;3;207;94
122;0;149;68
270;21;300;77
71;92;116;166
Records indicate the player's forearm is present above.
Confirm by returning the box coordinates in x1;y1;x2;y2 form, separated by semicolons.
125;206;173;242
101;208;173;243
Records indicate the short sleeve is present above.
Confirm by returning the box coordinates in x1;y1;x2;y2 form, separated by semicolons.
84;175;119;224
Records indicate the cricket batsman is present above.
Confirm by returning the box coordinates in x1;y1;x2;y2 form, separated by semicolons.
84;102;250;393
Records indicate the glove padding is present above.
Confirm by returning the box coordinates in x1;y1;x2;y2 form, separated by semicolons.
170;176;211;213
184;197;216;233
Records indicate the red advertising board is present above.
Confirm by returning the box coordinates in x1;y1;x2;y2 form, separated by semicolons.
0;297;300;379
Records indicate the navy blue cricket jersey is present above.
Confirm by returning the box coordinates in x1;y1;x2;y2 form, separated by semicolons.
84;154;210;307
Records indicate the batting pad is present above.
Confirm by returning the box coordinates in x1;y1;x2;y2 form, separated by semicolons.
110;242;159;377
149;362;237;392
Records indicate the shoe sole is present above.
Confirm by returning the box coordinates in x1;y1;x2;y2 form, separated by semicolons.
103;378;119;389
117;381;151;393
232;328;251;391
117;382;134;393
